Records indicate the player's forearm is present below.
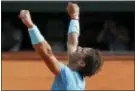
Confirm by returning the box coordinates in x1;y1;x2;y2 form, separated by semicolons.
19;10;61;75
33;42;54;61
28;25;54;59
67;19;80;53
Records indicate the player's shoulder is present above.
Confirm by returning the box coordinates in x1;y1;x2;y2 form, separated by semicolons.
59;62;71;71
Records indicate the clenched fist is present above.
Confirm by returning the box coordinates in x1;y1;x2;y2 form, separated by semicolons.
19;10;34;28
67;2;80;19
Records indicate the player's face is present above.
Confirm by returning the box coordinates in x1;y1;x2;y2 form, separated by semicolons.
75;46;92;57
76;47;92;54
69;46;92;64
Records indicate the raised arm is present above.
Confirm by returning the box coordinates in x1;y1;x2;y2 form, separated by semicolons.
19;10;61;76
67;3;80;54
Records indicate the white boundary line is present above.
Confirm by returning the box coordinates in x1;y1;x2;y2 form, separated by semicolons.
1;0;135;1
0;0;1;90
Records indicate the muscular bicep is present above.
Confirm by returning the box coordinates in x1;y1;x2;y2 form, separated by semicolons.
43;55;61;76
33;42;61;76
67;33;79;54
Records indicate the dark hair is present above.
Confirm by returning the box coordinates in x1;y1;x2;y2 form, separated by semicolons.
79;49;103;77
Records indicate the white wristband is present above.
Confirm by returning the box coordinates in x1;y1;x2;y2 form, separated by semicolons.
68;20;80;35
28;25;45;45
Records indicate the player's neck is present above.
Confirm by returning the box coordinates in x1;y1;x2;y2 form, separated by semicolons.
67;63;79;71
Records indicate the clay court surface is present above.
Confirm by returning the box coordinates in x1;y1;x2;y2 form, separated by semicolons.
2;52;134;90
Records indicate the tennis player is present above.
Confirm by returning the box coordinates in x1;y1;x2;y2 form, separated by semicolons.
19;2;103;90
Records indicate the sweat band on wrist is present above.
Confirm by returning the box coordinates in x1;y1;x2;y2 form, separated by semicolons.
68;20;80;35
28;25;45;45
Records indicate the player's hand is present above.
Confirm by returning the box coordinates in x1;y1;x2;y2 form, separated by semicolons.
19;10;34;28
67;2;80;19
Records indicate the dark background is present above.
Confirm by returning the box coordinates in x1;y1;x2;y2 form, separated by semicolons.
1;1;135;51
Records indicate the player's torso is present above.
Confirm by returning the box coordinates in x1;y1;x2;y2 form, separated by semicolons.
51;67;85;90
